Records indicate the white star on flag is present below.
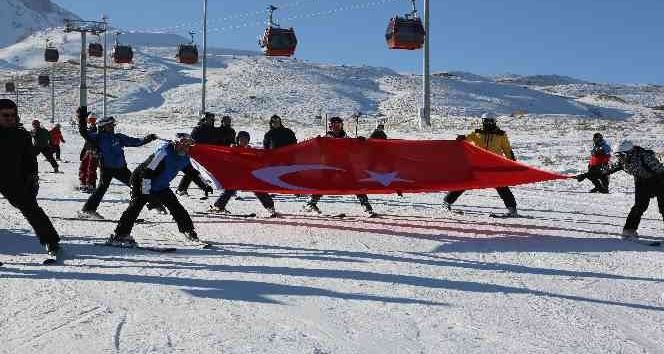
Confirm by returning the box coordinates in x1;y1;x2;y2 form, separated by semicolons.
360;171;413;187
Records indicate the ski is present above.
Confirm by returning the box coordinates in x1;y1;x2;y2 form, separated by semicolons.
93;242;177;253
54;217;146;223
489;213;534;219
195;211;257;218
624;238;661;247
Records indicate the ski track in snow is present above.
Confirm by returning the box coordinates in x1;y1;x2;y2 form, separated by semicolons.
1;38;664;353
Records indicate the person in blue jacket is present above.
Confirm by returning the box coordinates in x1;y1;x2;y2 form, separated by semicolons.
109;134;213;247
76;106;159;219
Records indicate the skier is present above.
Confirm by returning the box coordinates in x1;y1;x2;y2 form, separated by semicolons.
303;116;376;216
176;112;225;196
584;133;612;193
577;140;664;240
217;115;237;147
49;123;65;161
109;134;214;247
31;119;59;173
209;131;279;217
0;99;61;259
445;112;519;217
79;114;99;193
369;123;388;139
76;107;159;219
263;114;297;149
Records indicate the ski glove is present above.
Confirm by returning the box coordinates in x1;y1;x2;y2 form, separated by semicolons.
143;134;158;143
202;184;214;195
141;179;152;195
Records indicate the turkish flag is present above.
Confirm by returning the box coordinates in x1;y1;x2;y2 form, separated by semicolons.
190;138;568;195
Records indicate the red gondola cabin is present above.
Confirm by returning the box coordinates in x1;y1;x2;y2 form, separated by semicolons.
113;45;134;64
89;43;103;57
259;27;297;57
385;16;425;50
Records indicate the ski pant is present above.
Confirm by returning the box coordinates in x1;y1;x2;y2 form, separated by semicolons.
83;166;132;212
177;174;194;193
78;151;98;188
115;188;194;236
445;187;517;209
51;144;61;160
35;146;58;171
624;176;664;231
307;194;373;211
214;190;274;210
588;164;610;191
0;187;59;247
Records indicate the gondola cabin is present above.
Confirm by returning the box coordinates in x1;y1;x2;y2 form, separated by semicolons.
38;75;50;87
259;27;297;57
89;43;103;57
385;16;425;50
5;82;15;93
113;45;134;64
176;44;199;64
44;46;60;62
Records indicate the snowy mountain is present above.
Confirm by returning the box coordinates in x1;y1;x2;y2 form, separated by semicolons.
0;0;79;47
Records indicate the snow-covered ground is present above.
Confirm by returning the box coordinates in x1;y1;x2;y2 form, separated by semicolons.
2;34;664;354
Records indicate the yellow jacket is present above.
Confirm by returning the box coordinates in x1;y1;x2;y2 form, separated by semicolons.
466;129;515;160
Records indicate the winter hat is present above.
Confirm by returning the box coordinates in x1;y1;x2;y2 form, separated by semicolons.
97;116;116;128
615;140;634;153
0;98;17;111
593;133;603;140
32;119;40;126
329;116;343;123
236;131;250;143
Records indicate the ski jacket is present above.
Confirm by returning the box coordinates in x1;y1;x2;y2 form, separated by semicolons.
32;127;52;149
607;147;664;181
216;126;237;146
138;142;206;194
263;126;297;149
50;128;65;146
326;130;348;139
191;124;219;145
369;130;387;140
465;128;515;160
0;126;37;189
589;139;611;167
78;119;150;169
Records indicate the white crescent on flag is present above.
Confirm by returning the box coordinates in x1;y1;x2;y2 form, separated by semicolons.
252;165;346;190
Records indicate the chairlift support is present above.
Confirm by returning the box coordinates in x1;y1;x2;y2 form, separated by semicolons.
258;5;298;57
176;31;199;64
385;0;426;50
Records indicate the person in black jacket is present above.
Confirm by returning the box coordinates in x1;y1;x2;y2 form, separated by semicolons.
31;119;59;173
369;123;388;139
0;99;61;259
217;115;237;147
577;140;664;239
303;116;375;216
177;112;223;195
263;115;297;149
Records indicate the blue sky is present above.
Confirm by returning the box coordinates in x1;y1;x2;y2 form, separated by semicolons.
54;0;664;84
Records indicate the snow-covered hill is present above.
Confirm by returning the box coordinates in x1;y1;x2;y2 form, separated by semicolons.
0;0;78;48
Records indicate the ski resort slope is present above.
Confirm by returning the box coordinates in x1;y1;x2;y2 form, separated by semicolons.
2;36;664;353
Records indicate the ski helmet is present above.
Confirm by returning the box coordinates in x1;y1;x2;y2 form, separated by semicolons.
615;139;634;153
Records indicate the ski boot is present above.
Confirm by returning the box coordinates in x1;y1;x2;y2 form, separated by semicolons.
505;207;519;217
105;233;138;248
363;205;378;218
77;209;105;220
621;229;639;240
303;203;322;214
183;230;200;242
267;207;282;218
45;243;62;258
208;205;231;214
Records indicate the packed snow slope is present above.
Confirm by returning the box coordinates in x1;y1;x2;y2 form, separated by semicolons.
0;0;78;48
2;31;664;354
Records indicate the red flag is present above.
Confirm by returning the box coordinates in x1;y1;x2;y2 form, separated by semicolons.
190;138;568;195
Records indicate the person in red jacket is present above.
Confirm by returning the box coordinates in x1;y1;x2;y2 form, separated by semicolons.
49;123;65;161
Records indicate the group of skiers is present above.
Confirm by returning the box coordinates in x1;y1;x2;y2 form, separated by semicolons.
1;96;664;262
